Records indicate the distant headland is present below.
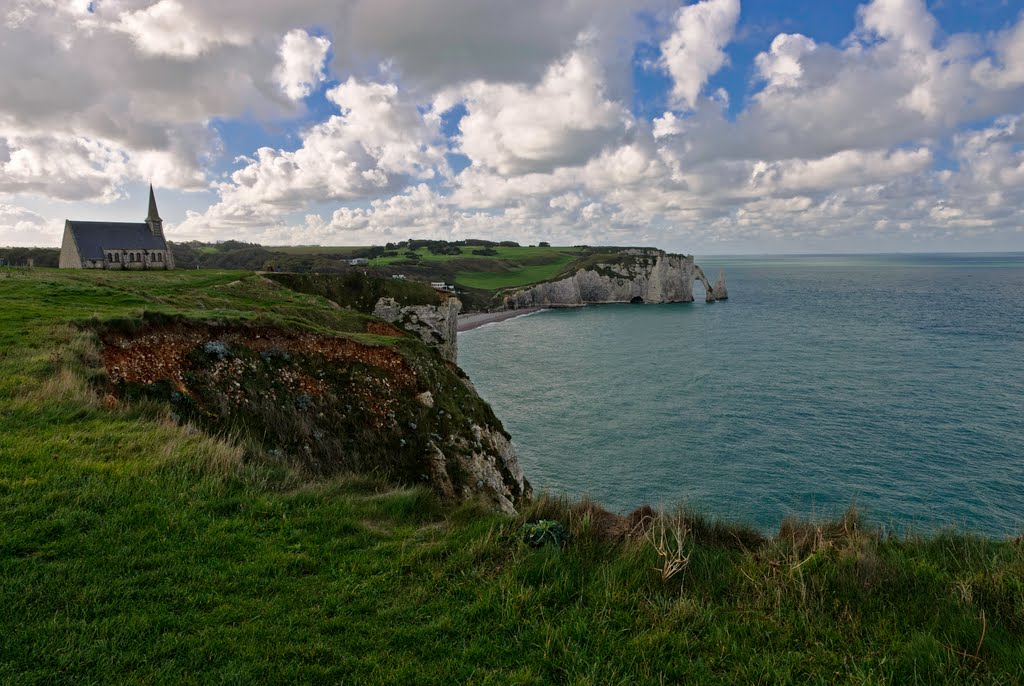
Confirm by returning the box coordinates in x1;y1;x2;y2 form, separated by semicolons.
1;239;727;315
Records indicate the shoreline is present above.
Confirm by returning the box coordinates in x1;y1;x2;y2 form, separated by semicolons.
457;308;546;332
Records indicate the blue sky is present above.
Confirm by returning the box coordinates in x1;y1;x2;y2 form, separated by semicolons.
0;0;1022;253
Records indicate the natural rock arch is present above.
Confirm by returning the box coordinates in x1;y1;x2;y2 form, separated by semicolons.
694;266;715;302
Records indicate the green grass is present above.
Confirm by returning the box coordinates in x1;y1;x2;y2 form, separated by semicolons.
367;246;583;290
1;267;1023;684
454;255;579;289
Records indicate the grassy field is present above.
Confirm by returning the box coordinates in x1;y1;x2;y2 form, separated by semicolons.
1;267;1023;684
368;246;582;290
266;243;582;290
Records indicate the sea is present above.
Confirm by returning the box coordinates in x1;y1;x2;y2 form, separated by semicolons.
459;254;1024;537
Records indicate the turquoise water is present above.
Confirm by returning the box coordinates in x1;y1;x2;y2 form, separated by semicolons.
459;254;1024;536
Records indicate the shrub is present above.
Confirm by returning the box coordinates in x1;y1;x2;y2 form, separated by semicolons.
523;520;569;548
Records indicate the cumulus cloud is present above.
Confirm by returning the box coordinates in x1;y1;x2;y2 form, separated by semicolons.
0;129;129;202
856;0;937;53
274;29;331;100
952;116;1024;190
179;77;444;233
972;14;1024;89
3;0;1024;252
672;0;1024;167
755;34;817;90
452;48;631;175
750;148;934;194
115;0;252;59
659;0;741;109
0;0;669;205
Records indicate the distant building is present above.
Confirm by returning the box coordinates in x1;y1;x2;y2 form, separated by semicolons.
59;186;174;270
391;274;407;280
349;258;369;266
430;281;456;292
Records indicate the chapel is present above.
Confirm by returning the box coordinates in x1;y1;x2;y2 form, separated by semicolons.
59;185;175;270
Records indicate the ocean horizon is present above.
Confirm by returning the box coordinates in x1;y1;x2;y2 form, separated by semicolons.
460;252;1024;537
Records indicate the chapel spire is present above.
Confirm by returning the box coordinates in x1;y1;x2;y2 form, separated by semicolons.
146;184;164;238
146;184;161;222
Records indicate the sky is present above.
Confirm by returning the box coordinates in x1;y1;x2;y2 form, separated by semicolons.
0;0;1022;254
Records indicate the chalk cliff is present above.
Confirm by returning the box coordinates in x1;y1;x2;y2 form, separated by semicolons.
373;296;461;363
505;249;722;308
426;414;532;514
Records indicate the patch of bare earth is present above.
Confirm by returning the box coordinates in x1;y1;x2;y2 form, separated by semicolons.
102;324;417;393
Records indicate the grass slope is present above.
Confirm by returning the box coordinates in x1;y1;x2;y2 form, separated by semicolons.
1;267;1023;684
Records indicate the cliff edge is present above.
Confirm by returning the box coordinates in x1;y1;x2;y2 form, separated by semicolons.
101;306;529;513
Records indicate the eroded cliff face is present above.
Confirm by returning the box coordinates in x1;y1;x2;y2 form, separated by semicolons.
373;296;461;363
101;317;530;514
506;250;722;308
426;419;531;514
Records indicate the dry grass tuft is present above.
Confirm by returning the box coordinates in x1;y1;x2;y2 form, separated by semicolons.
32;367;101;408
645;510;691;583
777;506;867;559
170;431;246;476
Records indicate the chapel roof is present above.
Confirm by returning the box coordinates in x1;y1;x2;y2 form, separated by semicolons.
66;221;168;260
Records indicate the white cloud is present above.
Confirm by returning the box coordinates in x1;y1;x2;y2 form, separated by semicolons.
659;0;740;109
452;48;631;175
2;0;1023;252
952;116;1024;190
0;129;129;202
675;1;1024;169
755;34;817;90
180;77;444;233
750;147;933;194
652;112;684;139
856;0;937;53
115;0;252;59
274;29;331;100
972;13;1024;89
